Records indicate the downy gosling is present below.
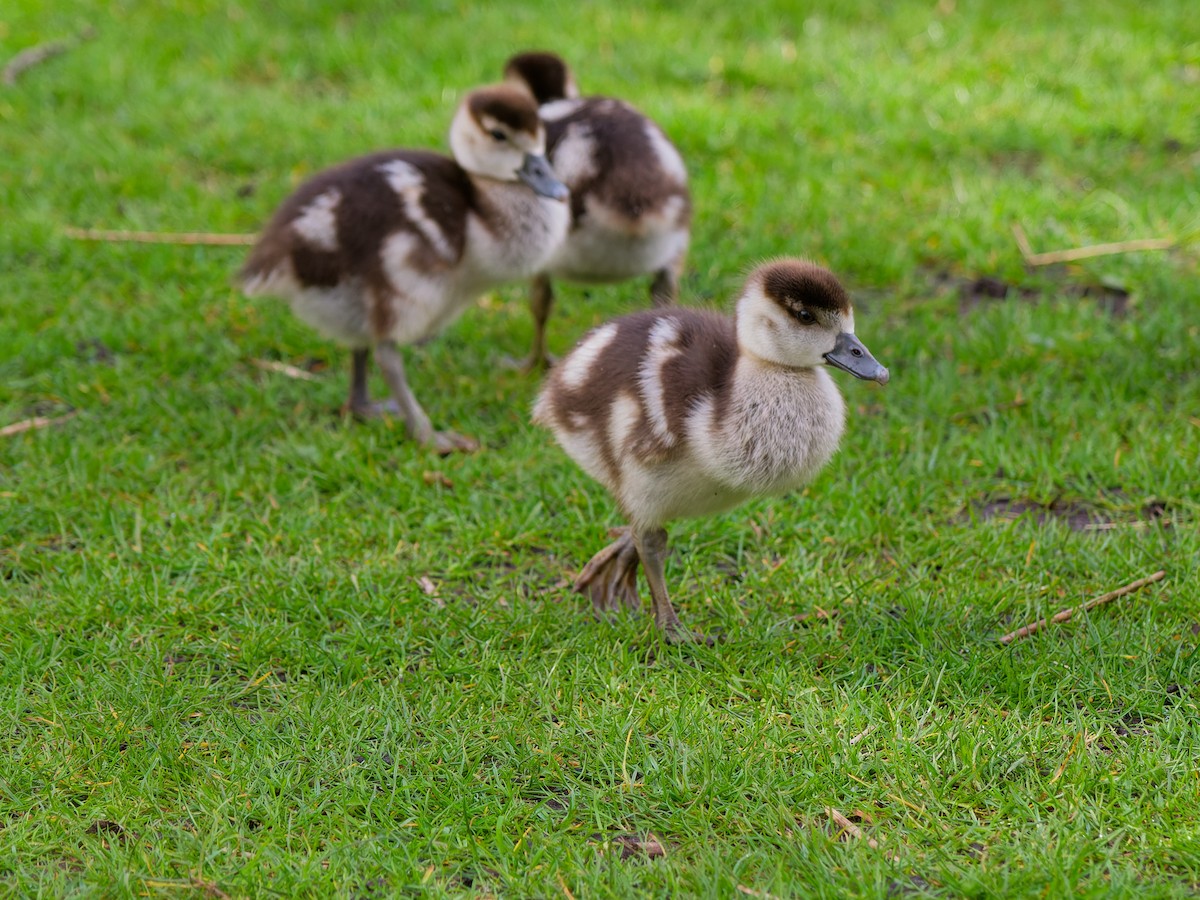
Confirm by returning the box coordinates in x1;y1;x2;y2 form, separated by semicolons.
534;259;889;643
503;51;691;371
240;84;570;453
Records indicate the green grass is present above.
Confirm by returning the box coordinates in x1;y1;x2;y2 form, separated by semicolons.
3;0;1199;896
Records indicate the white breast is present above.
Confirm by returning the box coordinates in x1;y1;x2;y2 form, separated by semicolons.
694;362;846;497
614;452;753;529
596;364;843;528
463;182;571;285
546;199;690;283
377;182;570;344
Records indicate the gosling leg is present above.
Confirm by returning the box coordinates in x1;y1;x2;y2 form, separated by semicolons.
374;340;478;454
634;526;711;645
506;274;557;373
345;348;401;419
649;250;685;308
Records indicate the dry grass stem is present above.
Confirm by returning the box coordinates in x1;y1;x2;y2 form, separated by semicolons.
417;576;444;608
999;570;1167;644
4;28;94;86
827;807;868;841
826;807;900;861
250;359;320;382
1012;223;1174;266
849;726;875;745
950;396;1027;421
64;227;257;246
737;886;783;900
0;412;78;438
1082;521;1149;531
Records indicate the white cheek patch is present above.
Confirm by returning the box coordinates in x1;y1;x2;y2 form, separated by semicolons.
639;316;681;445
559;322;618;390
479;114;545;157
378;160;455;262
741;291;782;344
843;310;855;334
479;114;506;137
645;122;688;184
450;107;518;182
292;189;341;252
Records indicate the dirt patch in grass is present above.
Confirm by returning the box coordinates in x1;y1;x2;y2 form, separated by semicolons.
987;148;1043;175
75;338;115;364
958;275;1035;313
960;274;1129;318
960;496;1169;532
85;820;135;844
931;269;1132;318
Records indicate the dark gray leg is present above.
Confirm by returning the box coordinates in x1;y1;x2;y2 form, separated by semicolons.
374;340;478;454
349;348;370;411
573;527;640;614
634;526;710;644
345;348;405;419
527;274;556;369
649;251;685;308
506;274;557;373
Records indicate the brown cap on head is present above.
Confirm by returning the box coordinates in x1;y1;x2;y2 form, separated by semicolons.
504;51;573;104
466;84;542;135
759;259;852;315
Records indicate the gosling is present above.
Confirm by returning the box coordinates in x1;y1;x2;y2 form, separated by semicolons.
240;84;570;453
533;259;889;643
503;51;691;371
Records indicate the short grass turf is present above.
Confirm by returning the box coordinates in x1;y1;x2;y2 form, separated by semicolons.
3;0;1200;896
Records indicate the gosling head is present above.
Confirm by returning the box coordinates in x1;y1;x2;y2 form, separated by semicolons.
736;259;889;384
449;85;569;200
503;50;580;104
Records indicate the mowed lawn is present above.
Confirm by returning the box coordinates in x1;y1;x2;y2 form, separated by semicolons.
2;1;1199;896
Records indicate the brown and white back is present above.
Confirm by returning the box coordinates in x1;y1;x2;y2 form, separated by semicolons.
239;84;569;453
534;259;889;643
503;51;692;370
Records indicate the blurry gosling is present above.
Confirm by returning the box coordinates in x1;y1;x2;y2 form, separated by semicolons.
533;259;889;643
240;84;570;453
503;50;691;371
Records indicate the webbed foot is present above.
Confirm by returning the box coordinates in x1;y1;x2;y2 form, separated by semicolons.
574;528;641;615
501;350;558;374
345;397;402;420
428;430;479;455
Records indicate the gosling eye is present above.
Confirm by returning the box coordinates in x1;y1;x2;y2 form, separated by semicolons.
489;128;507;142
796;309;815;325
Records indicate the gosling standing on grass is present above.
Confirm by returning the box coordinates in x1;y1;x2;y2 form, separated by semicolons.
240;85;569;454
503;51;691;371
534;259;889;643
